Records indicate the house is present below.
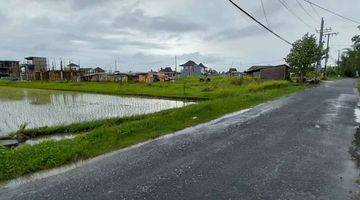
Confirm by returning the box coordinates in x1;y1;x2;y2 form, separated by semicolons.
23;57;47;81
226;68;244;76
0;61;20;79
159;67;176;81
180;60;207;76
79;68;94;75
198;63;208;72
20;63;35;80
94;67;105;73
114;72;128;83
246;64;290;80
25;57;47;72
65;63;80;71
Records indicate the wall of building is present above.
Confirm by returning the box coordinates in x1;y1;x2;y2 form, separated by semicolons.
0;61;20;78
181;66;203;76
260;66;288;80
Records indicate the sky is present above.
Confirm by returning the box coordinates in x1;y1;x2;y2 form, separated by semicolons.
0;0;359;72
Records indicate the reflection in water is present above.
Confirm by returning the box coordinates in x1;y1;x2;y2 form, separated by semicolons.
0;86;191;136
25;134;76;146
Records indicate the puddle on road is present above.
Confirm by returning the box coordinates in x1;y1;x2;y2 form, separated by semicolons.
355;106;360;124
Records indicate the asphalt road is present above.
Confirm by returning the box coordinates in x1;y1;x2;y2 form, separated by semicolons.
1;79;359;200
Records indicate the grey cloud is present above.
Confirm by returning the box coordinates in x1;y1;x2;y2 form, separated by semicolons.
113;9;203;33
207;22;287;41
111;52;231;72
32;0;116;10
0;11;9;27
90;38;167;51
0;0;358;72
253;0;284;19
177;52;226;65
69;0;112;10
207;25;266;41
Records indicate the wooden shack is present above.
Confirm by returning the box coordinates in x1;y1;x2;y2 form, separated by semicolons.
246;64;290;80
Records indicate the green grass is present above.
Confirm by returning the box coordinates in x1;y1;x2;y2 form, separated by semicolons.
0;76;241;100
352;79;360;199
0;77;307;182
10;115;148;139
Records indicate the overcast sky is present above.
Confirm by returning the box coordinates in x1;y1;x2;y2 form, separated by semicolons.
0;0;359;72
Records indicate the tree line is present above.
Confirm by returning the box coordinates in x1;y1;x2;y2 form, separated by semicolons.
339;35;360;77
285;30;360;82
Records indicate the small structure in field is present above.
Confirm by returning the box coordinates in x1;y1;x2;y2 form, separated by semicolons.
246;64;290;80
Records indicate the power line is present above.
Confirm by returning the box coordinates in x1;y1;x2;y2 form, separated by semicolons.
308;3;321;19
228;0;292;46
295;0;317;23
260;0;270;27
278;0;313;29
304;0;360;24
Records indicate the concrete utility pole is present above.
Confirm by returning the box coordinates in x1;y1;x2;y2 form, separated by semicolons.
323;31;338;73
175;56;177;72
175;56;178;80
60;58;64;81
315;17;324;79
337;50;341;72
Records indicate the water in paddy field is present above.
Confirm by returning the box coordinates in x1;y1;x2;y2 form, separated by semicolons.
0;86;192;136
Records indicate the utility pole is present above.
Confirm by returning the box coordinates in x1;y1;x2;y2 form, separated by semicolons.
315;17;324;80
174;56;178;80
323;31;338;74
60;58;64;81
337;50;341;72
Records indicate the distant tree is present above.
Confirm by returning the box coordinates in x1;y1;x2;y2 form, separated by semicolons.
339;34;360;77
285;33;326;82
352;35;360;51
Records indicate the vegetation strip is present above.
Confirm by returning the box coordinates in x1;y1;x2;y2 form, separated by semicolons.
350;79;360;199
0;78;306;182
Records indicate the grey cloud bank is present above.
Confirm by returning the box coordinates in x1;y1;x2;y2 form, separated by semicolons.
0;0;359;72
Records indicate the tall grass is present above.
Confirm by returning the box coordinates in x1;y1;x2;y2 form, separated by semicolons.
230;76;260;86
246;80;291;92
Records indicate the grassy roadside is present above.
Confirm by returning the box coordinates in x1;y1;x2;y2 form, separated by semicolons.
0;78;307;182
350;79;360;199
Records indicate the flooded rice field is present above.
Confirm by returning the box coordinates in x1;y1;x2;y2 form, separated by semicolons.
0;86;190;136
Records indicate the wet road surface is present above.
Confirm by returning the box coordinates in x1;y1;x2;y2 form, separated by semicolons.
1;79;359;199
